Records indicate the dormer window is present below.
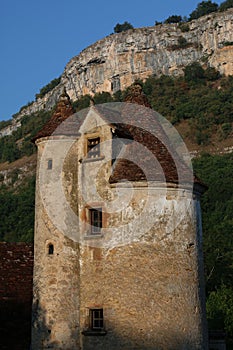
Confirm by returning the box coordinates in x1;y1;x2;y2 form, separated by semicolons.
87;137;100;158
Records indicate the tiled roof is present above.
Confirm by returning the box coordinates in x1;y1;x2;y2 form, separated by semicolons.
32;88;75;142
32;84;206;190
106;104;192;186
0;242;33;302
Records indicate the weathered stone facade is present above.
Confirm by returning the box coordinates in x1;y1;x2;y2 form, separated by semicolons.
31;90;208;349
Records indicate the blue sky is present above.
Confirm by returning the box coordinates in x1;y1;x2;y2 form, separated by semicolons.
0;0;223;121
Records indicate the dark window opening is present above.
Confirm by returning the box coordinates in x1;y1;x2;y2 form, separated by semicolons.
90;309;104;330
90;208;102;235
87;137;100;158
48;244;54;255
47;159;53;170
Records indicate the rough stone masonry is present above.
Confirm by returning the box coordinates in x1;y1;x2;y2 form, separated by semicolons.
31;87;208;349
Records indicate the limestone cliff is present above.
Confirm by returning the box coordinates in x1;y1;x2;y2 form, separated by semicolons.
4;8;233;124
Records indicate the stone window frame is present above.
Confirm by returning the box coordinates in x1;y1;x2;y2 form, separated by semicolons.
90;308;104;330
82;307;107;336
82;133;105;163
89;207;102;235
87;136;100;158
83;203;107;239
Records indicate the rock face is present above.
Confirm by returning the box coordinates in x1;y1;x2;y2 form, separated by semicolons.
0;117;21;137
63;8;233;101
2;8;233;126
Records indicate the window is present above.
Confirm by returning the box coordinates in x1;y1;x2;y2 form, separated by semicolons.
90;208;102;235
47;159;53;170
87;137;100;158
48;244;54;255
90;309;104;330
82;308;106;336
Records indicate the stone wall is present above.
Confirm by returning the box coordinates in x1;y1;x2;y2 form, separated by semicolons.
31;137;81;349
0;242;34;350
31;108;208;349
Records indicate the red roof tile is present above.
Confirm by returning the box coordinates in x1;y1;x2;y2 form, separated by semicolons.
32;88;75;142
32;85;206;190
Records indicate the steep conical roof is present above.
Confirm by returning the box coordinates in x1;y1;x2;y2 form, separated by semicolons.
32;88;75;142
107;85;206;190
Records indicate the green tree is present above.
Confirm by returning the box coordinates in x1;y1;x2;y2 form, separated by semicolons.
184;62;205;82
189;1;219;20
177;36;188;48
35;76;61;100
206;285;233;341
93;91;113;104
0;120;11;130
204;66;221;81
73;95;92;111
114;21;134;33
193;153;233;344
193;153;233;292
219;0;233;11
165;15;182;24
0;176;35;242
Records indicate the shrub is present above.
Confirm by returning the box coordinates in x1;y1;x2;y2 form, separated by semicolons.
189;1;219;20
177;36;188;48
204;66;221;80
114;22;134;33
178;22;190;32
164;15;182;24
35;77;61;100
184;62;205;82
206;284;233;338
218;122;232;140
219;0;233;11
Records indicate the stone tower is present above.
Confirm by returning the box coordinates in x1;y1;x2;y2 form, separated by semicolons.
31;86;208;349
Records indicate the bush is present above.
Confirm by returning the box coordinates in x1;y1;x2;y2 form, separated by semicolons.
93;92;113;104
204;66;221;80
0;120;11;130
73;95;92;111
219;0;233;11
35;77;61;100
184;62;205;82
0;176;36;242
218;122;232;140
206;285;233;340
177;36;188;48
164;15;182;24
114;21;134;33
189;1;219;20
178;22;190;32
